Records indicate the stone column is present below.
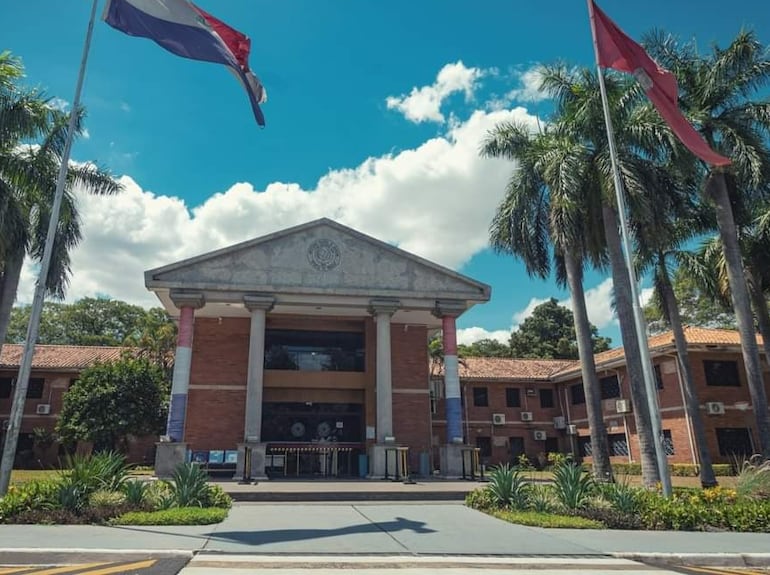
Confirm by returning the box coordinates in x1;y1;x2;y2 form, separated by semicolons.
434;300;467;478
156;291;203;478
368;298;400;477
236;294;275;482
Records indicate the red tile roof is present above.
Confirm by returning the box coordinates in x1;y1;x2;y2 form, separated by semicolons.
0;344;132;371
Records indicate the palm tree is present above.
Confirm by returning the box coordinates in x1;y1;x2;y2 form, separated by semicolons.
636;196;719;487
538;66;672;486
0;53;122;358
481;121;614;482
647;31;770;457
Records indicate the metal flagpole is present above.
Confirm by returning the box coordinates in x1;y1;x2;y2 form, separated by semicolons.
0;0;101;496
586;0;672;496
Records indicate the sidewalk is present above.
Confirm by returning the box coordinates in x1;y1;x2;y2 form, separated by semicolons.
1;503;769;564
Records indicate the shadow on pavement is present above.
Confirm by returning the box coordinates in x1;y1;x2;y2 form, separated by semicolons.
207;516;436;546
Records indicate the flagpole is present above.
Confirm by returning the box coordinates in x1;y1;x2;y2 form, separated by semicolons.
0;0;100;496
586;0;672;497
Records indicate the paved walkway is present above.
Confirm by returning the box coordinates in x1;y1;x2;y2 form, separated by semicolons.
1;503;769;559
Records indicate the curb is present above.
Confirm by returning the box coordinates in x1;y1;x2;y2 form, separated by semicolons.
613;552;770;568
226;491;470;502
0;548;194;557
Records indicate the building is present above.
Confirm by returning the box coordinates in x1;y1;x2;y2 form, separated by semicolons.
446;327;770;468
0;344;154;467
145;218;491;478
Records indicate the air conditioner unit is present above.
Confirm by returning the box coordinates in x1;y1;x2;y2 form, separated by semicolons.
615;399;632;414
492;413;506;425
566;424;578;435
533;430;547;441
706;402;725;415
526;388;537;397
36;404;51;415
553;416;566;429
520;411;534;422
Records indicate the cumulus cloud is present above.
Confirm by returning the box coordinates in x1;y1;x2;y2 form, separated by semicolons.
47;97;69;112
506;66;549;103
16;106;540;309
386;61;487;123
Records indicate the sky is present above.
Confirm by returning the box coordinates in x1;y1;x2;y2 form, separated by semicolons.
1;0;767;346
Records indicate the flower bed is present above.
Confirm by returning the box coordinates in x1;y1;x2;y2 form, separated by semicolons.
467;458;770;532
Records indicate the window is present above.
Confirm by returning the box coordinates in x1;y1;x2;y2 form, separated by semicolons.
476;436;492;458
571;383;585;405
506;388;521;408
704;360;741;387
608;433;629;457
654;364;664;390
429;379;443;414
600;375;620;399
264;329;365;372
27;378;44;399
662;430;675;456
578;435;592;457
0;377;12;399
473;387;488;407
716;428;753;457
539;388;555;408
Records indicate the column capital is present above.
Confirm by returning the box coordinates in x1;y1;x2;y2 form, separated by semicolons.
170;290;205;310
369;298;400;317
244;294;275;312
432;299;466;319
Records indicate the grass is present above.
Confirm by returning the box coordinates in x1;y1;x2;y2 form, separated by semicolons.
111;507;228;525
491;509;603;529
11;468;155;484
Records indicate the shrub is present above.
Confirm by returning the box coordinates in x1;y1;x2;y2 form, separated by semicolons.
204;484;232;509
169;463;210;507
59;451;130;496
0;480;59;523
145;480;175;510
488;464;530;509
552;461;594;510
735;456;770;500
122;480;150;507
465;486;497;511
113;507;228;526
595;481;639;514
89;490;127;508
573;506;643;530
528;484;556;513
516;454;533;470
721;500;770;532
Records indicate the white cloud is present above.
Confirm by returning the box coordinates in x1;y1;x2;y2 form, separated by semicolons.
386;61;487;124
120;102;131;113
47;97;69;112
506;67;548;103
81;128;90;139
512;296;550;325
15;106;541;309
457;327;510;346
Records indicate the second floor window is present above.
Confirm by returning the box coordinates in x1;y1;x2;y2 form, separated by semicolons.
539;388;555;408
600;375;620;399
506;388;521;408
473;387;489;407
704;360;741;387
571;383;585;405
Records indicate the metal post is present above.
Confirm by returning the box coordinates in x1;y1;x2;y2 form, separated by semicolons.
0;0;100;496
586;0;672;497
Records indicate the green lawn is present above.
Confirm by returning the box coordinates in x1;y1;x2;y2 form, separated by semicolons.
520;470;738;489
10;468;154;484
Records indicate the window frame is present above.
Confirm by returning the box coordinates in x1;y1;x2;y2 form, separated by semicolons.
505;387;521;408
472;386;489;407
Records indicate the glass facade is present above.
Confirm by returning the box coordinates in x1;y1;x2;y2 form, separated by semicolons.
264;329;365;372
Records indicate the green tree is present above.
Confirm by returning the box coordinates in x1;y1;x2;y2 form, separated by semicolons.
647;31;770;458
459;338;511;358
481;121;614;482
56;355;168;452
508;298;610;360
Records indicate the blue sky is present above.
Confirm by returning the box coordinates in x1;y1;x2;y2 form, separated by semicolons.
1;0;767;345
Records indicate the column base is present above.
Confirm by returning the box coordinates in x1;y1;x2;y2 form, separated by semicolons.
439;443;466;479
155;442;187;479
235;442;268;482
369;443;407;479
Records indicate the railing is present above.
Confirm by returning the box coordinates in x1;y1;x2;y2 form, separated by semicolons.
266;444;362;478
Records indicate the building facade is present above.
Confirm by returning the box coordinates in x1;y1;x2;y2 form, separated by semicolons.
446;327;770;468
146;219;491;478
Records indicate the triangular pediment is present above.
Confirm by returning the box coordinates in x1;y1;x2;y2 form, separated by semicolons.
145;218;490;301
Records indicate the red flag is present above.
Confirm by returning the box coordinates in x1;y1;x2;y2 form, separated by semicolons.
590;1;730;166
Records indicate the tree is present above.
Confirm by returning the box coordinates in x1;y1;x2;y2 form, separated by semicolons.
647;31;770;457
56;355;168;452
644;268;736;332
481;120;614;481
508;298;610;360
537;65;670;486
459;338;511;358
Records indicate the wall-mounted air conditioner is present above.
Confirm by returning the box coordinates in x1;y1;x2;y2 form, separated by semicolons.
520;411;534;422
526;388;536;396
492;413;506;425
553;416;566;429
706;402;725;415
615;399;632;414
533;430;547;441
566;424;578;435
36;404;51;415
